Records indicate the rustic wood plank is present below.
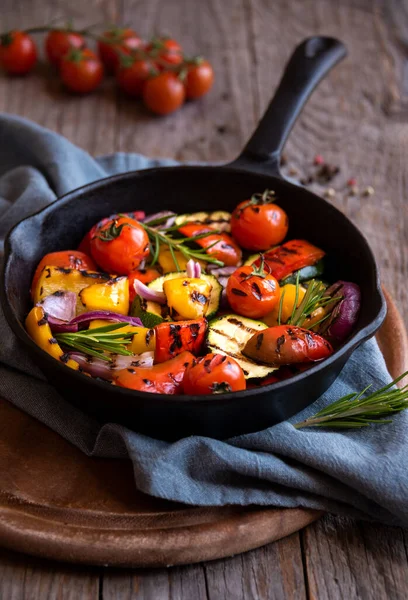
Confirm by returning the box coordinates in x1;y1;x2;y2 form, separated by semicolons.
102;564;208;599
302;515;408;600
203;533;307;600
0;548;100;600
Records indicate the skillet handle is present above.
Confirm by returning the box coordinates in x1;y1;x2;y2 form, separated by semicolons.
230;37;347;175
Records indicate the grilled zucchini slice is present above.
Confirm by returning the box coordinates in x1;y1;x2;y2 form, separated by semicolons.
207;314;277;379
174;211;231;232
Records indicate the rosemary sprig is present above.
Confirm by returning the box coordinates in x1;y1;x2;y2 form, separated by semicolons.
294;372;408;429
139;222;224;269
287;277;339;329
55;323;134;362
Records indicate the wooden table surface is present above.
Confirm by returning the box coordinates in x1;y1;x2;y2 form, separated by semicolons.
1;0;408;598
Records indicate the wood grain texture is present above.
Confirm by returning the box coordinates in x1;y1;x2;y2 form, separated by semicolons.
1;0;408;598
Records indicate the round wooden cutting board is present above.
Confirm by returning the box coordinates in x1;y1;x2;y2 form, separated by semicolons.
0;289;407;568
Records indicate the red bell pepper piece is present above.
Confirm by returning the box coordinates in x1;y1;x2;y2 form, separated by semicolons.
256;239;325;281
178;223;242;266
115;351;195;394
154;318;207;363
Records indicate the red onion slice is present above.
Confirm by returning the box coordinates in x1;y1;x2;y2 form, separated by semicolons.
48;311;143;334
70;351;154;380
319;281;361;344
186;260;202;279
38;291;76;322
133;279;166;304
141;211;176;229
207;265;236;277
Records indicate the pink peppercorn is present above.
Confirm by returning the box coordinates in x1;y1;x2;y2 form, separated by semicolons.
314;154;324;166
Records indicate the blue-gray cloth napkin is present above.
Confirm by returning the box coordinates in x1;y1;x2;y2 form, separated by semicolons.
1;114;407;527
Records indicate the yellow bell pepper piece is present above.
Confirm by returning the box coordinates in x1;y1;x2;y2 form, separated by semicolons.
25;306;79;370
304;306;330;330
263;283;307;326
79;276;129;315
158;249;205;274
163;277;212;320
128;327;156;354
87;320;156;354
33;266;111;314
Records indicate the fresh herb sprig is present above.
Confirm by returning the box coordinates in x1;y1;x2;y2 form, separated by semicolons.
277;272;339;329
140;221;224;270
55;323;134;362
294;372;408;429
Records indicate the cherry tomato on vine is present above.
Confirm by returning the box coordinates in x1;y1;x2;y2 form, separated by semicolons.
98;27;143;73
143;72;185;115
146;37;183;69
231;189;289;251
185;59;214;99
0;31;37;75
226;261;280;319
183;353;246;395
116;58;158;97
90;216;150;274
60;48;104;93
45;30;85;67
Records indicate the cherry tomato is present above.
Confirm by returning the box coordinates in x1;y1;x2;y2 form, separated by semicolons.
146;37;183;69
177;223;242;266
98;27;143;73
90;216;150;274
128;267;161;303
60;48;104;93
143;72;185;115
116;58;158;97
78;211;146;255
243;325;334;366
185;59;214;99
45;30;85;67
30;250;96;299
231;190;289;251
183;353;246;395
226;263;280;318
0;31;37;75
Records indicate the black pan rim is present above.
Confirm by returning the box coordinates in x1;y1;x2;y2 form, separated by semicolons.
1;163;387;407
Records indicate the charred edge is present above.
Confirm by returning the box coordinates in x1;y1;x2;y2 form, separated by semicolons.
251;282;262;300
37;316;48;326
145;329;153;345
226;317;259;335
127;368;135;373
79;270;110;279
49;338;58;344
191;291;208;305
60;353;70;364
189;322;201;340
231;288;247;297
56;267;72;274
143;378;153;385
276;335;285;354
204;358;212;373
210;381;233;393
256;333;264;350
169;324;183;353
52;290;65;297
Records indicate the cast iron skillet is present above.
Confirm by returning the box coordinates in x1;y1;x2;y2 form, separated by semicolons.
1;37;386;441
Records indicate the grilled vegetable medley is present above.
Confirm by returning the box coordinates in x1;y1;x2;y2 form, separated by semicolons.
25;190;361;395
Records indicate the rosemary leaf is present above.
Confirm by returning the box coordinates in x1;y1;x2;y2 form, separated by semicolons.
294;373;408;429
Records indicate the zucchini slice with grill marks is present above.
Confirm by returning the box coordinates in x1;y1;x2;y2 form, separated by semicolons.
207;314;277;380
148;271;222;319
174;211;231;232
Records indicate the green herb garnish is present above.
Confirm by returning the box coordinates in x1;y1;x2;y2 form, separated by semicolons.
140;221;224;270
294;372;408;429
55;323;134;361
